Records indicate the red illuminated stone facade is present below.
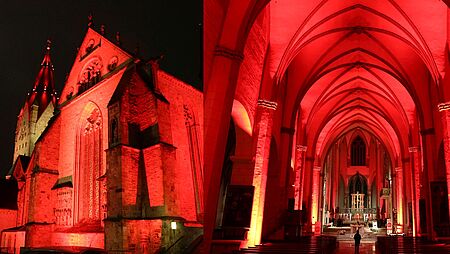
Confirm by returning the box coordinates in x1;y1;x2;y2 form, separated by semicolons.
205;1;450;253
1;27;203;253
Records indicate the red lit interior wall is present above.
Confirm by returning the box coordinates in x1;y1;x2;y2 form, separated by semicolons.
262;141;286;240
221;4;271;188
230;126;254;185
234;8;270;127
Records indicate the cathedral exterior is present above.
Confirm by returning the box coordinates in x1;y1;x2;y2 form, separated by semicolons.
0;27;203;253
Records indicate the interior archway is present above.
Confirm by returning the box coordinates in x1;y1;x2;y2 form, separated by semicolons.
204;0;450;251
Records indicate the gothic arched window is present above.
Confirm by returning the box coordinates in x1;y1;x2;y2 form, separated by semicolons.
76;104;103;223
348;173;368;209
351;136;366;166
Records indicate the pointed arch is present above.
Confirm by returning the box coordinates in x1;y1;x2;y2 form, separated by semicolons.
74;101;103;224
351;136;367;166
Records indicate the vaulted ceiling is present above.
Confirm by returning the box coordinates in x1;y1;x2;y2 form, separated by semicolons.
234;0;447;164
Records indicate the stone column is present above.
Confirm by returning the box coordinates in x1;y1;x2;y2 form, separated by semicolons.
409;147;421;236
247;100;277;247
303;157;314;225
344;191;349;208
420;129;437;239
294;145;307;210
204;45;243;248
311;166;321;234
402;159;413;235
332;145;339;212
395;167;404;232
438;102;450;221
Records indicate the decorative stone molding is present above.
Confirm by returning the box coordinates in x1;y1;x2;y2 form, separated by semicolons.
213;45;244;62
183;104;195;126
438;102;450;112
257;99;277;110
84;108;102;134
408;147;419;153
296;145;307;152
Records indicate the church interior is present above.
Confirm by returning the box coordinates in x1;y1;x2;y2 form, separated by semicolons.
204;0;450;253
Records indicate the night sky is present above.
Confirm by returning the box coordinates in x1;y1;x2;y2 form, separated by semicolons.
0;0;201;176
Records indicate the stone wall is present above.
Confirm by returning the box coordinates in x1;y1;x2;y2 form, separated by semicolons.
158;70;203;222
0;209;17;232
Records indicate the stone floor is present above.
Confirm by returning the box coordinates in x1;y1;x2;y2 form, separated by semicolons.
234;237;450;254
335;242;376;254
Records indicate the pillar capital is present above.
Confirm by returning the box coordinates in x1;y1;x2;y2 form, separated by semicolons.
438;101;450;112
296;145;307;152
257;99;277;110
408;147;419;153
213;45;244;62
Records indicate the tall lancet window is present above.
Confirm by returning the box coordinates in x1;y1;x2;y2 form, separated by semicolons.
351;136;366;166
76;103;102;223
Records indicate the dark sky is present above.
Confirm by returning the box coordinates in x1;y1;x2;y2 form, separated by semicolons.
0;0;201;176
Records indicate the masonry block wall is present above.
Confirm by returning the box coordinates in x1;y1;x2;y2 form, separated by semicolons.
105;66;202;253
23;117;60;247
0;209;17;233
4;27;203;253
158;71;203;222
105;66;175;253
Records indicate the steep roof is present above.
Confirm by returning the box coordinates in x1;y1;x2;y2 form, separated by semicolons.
108;60;168;107
8;155;31;179
27;40;57;117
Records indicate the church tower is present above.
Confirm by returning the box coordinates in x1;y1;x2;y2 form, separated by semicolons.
13;40;57;162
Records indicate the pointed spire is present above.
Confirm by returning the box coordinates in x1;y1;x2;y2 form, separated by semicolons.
100;24;106;35
27;40;57;117
88;13;94;28
115;32;121;46
41;39;52;67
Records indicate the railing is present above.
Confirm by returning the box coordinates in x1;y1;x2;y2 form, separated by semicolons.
334;208;378;222
339;208;377;214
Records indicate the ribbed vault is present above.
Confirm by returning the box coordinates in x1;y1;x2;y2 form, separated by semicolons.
263;0;447;165
204;0;450;248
